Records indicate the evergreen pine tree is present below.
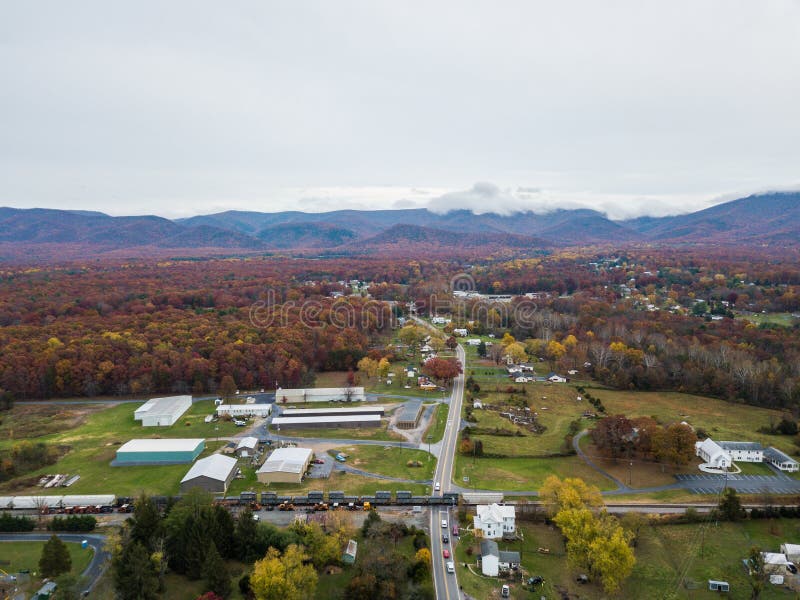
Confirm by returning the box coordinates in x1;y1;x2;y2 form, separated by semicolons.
203;542;231;599
39;534;72;578
130;494;162;549
113;540;159;600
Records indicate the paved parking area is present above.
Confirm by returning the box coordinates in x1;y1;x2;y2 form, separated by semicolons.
307;455;334;479
675;473;800;495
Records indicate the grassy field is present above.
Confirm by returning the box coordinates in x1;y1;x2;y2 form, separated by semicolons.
424;402;449;443
736;312;799;327
0;539;93;580
0;399;239;495
579;434;702;488
454;519;800;599
329;445;435;481
271;424;404;442
454;454;616;491
594;389;799;457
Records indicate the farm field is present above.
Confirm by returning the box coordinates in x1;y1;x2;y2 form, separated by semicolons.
0;399;237;495
453;519;800;599
328;445;435;481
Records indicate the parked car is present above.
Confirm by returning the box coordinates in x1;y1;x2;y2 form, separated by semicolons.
312;458;325;464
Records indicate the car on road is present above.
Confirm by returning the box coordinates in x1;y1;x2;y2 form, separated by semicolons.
434;482;440;491
446;561;455;573
442;549;450;559
442;534;449;543
441;519;447;529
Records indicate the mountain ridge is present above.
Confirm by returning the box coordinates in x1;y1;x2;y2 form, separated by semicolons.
1;191;799;261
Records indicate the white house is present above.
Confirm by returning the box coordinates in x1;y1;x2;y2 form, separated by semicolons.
719;441;764;463
695;439;732;469
764;447;800;472
479;540;520;577
453;328;468;337
514;376;533;384
431;316;449;325
473;503;516;539
467;339;482;346
547;373;567;383
235;436;259;458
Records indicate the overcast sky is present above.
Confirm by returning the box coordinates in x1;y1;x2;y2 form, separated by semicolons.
1;2;799;219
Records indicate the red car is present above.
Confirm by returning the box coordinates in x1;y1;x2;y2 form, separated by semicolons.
443;549;450;559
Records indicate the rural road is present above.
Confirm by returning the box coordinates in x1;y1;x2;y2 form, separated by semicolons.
0;532;108;593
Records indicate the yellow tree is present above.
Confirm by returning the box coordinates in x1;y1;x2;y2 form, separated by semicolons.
504;342;528;364
588;526;636;593
539;476;603;516
357;357;378;380
251;545;318;600
414;548;431;565
377;357;391;379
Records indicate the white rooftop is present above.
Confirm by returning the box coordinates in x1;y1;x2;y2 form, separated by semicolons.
476;503;516;524
181;454;238;483
236;436;259;450
280;406;385;416
118;438;204;453
134;395;192;417
257;447;313;475
272;415;381;426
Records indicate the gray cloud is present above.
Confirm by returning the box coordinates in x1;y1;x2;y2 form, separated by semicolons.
1;2;799;218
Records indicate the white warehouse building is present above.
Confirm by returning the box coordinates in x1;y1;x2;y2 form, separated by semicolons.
275;387;366;403
134;395;192;427
216;404;272;418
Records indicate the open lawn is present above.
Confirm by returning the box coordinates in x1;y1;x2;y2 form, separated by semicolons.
0;539;93;579
579;435;702;488
329;445;435;481
312;371;351;388
454;519;800;599
454;454;615;492
0;399;238;495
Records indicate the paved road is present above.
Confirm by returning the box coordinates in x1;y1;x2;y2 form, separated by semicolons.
413;316;465;600
0;532;108;593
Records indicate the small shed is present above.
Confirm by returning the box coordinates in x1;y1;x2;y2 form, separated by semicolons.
236;436;259;458
34;581;58;599
342;539;358;564
708;580;729;592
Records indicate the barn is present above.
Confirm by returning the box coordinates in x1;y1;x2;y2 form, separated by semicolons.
114;438;205;465
180;454;238;494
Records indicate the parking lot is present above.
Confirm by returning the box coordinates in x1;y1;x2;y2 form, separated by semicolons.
675;473;800;495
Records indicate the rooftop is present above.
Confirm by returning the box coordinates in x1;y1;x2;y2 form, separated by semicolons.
719;441;764;451
280;406;385;416
135;395;192;416
764;446;799;464
236;436;259;450
118;438;204;453
181;454;238;483
272;415;381;426
257;447;313;475
397;399;424;423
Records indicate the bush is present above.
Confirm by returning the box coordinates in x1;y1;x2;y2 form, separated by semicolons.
48;514;97;532
0;512;35;532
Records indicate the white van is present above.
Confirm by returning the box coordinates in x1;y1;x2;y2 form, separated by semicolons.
446;561;455;573
442;519;448;529
434;482;440;491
